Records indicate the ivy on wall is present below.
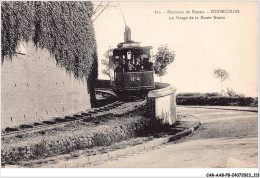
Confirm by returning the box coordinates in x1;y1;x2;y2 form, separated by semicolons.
1;1;98;79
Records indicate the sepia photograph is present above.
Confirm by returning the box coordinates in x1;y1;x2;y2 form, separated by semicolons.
1;1;258;177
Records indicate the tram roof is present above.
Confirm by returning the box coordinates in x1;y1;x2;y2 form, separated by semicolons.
112;46;153;51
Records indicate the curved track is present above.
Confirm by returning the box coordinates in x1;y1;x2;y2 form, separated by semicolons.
2;100;122;137
2;99;147;139
2;88;145;137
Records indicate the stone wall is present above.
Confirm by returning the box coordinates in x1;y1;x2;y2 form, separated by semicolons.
1;42;91;129
146;82;177;125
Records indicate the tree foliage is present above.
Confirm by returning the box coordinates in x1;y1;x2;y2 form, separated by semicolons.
101;50;110;78
213;68;229;82
213;68;229;95
153;44;175;81
101;49;119;79
1;1;97;79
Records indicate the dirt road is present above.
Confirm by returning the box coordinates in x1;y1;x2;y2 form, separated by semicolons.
93;106;258;168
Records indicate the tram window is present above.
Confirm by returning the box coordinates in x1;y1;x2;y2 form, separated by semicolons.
113;47;153;73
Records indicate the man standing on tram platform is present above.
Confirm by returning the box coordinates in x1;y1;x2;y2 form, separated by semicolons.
116;59;129;73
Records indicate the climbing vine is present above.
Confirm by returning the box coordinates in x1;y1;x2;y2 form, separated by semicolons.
1;1;97;79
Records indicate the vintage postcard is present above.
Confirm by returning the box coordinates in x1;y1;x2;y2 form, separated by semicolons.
1;1;258;177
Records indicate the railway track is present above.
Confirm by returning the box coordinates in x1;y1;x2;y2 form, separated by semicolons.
2;99;146;139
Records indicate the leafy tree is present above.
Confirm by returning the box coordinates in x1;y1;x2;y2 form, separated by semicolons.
101;49;120;79
1;1;97;79
101;50;110;78
101;59;110;78
213;68;229;95
153;44;175;82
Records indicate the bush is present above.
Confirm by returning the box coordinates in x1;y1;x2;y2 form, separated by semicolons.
177;92;220;97
250;98;258;107
176;93;256;107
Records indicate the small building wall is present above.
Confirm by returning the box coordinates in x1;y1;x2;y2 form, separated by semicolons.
1;42;91;129
146;83;177;125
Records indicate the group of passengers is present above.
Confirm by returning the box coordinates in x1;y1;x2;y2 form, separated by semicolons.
116;58;153;73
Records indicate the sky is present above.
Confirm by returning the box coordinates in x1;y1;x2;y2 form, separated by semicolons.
93;1;258;97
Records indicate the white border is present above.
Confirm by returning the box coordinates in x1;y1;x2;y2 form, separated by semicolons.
1;168;260;177
1;0;259;178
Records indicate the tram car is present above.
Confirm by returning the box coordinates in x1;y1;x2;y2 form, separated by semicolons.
108;26;155;99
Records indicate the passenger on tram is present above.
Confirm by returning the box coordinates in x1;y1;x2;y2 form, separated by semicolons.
143;58;153;71
124;59;129;72
116;59;128;73
134;58;141;71
128;61;134;71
